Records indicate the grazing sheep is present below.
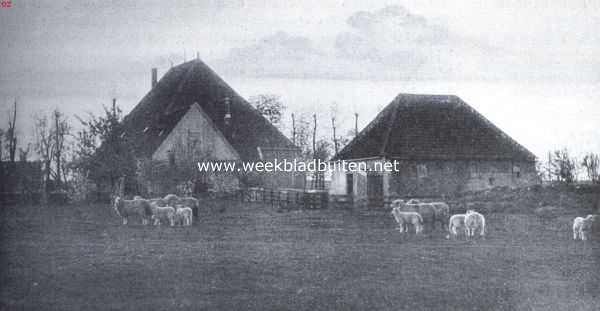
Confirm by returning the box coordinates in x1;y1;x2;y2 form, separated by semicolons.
391;207;423;234
174;205;193;226
149;203;175;226
112;196;152;225
177;197;200;217
393;199;448;230
446;214;467;239
429;202;451;229
573;215;598;240
394;200;434;223
464;210;486;238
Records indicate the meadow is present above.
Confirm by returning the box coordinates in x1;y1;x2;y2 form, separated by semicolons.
0;200;598;311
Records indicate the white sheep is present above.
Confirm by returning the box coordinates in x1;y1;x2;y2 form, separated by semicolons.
391;207;423;234
572;214;598;240
446;214;467;239
464;210;486;238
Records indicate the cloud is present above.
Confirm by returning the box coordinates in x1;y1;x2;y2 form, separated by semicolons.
215;5;500;80
214;31;331;79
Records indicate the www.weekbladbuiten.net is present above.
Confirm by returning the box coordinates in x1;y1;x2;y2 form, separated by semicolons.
197;159;401;173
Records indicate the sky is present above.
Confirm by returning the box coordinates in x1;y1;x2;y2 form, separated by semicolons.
1;0;599;161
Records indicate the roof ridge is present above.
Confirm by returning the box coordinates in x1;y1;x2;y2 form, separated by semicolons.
122;58;297;161
454;97;536;160
164;63;197;116
334;93;536;161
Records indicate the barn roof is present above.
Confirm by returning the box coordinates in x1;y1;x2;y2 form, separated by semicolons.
122;59;297;161
334;93;536;162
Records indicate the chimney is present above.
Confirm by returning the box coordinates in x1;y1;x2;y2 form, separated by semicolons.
151;68;158;88
223;97;232;137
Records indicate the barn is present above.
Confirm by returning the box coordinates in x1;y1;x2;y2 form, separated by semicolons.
329;93;538;208
121;59;303;196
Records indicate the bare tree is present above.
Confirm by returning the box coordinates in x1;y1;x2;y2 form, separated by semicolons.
249;94;286;130
291;112;311;158
330;103;339;155
52;109;71;188
312;113;317;158
5;99;18;162
548;148;577;183
354;112;359;137
291;113;296;145
34;115;54;206
581;153;600;184
18;143;31;162
0;128;3;160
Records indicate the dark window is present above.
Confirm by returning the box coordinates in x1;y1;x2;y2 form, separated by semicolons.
513;165;521;178
346;173;354;195
488;177;495;186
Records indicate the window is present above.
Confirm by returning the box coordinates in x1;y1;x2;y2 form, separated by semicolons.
488;177;495;186
346;173;354;195
513;165;521;178
417;164;428;179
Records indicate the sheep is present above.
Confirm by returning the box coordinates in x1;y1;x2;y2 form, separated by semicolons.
446;214;467;239
177;196;200;217
464;210;486;238
149;203;175;226
391;207;423;234
573;215;598;240
393;199;448;230
174;205;193;226
112;196;152;225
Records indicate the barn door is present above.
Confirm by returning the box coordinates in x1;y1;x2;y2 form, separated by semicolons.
367;173;383;208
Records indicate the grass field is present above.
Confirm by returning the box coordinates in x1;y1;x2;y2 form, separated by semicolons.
1;201;599;311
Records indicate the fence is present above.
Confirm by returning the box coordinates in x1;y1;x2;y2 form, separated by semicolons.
232;187;330;210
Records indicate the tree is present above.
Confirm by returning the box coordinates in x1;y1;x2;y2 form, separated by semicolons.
18;144;30;162
548;148;577;183
5;99;18;162
291;113;296;146
249;94;286;129
354;112;359;137
52;109;71;187
0;128;3;160
581;153;600;184
34;114;54;206
290;112;312;158
73;99;136;193
330;103;339;155
314;139;332;161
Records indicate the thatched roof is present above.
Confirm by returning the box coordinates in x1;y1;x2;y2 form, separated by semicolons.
122;59;297;161
334;93;536;162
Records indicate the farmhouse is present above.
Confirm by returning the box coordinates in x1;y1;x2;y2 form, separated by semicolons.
121;59;303;195
329;93;538;207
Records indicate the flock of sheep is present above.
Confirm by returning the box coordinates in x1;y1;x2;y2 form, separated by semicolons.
111;193;597;240
112;194;197;227
390;198;598;241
